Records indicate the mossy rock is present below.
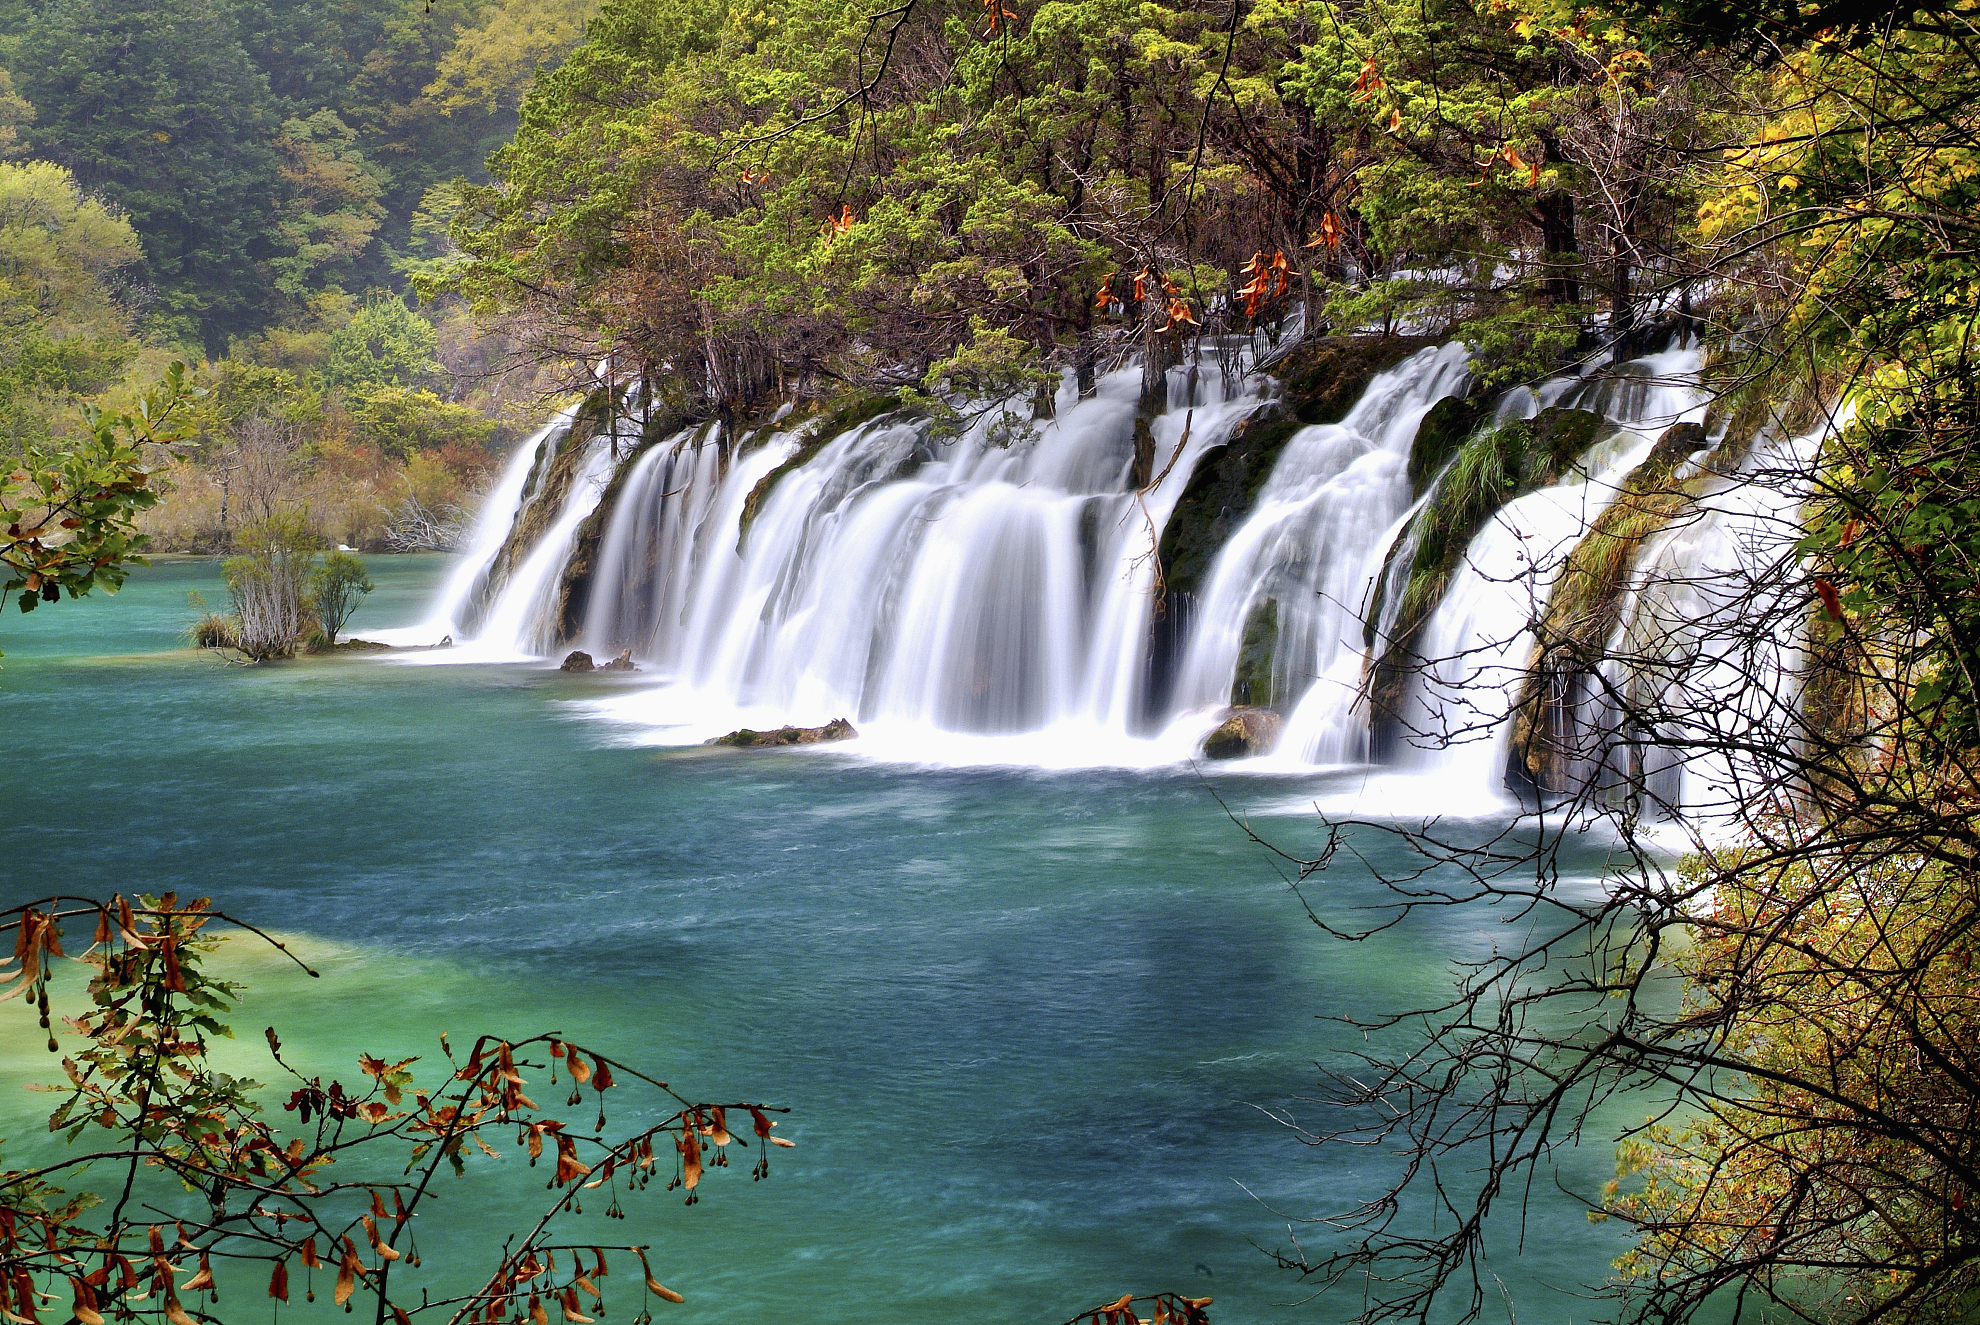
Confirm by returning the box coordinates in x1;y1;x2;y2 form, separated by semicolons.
481;414;595;610
1230;597;1279;708
1156;402;1301;605
1200;707;1284;759
1145;335;1431;720
1271;334;1438;426
1364;405;1608;751
550;418;699;643
1504;420;1708;793
736;392;908;543
1408;395;1486;493
705;718;858;748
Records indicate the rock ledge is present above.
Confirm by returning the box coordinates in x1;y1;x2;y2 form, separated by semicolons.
706;718;858;748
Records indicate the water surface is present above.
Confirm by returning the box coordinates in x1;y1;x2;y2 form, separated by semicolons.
0;557;1633;1323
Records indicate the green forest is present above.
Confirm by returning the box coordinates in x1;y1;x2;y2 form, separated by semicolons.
2;0;1978;1321
0;0;594;551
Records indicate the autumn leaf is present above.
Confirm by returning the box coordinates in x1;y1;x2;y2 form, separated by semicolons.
334;1237;362;1305
636;1251;684;1304
678;1128;701;1190
269;1261;289;1303
1814;578;1844;619
68;1279;103;1325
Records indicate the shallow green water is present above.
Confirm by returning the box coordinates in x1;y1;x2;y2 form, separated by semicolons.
0;557;1636;1323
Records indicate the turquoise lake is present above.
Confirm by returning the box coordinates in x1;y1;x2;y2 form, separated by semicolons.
0;555;1640;1324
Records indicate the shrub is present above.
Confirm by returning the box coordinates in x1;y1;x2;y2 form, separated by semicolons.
188;613;236;649
310;549;373;646
222;510;322;660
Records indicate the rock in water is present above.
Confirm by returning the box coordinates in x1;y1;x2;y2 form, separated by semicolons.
599;648;638;672
1200;707;1284;760
559;651;595;672
706;718;858;748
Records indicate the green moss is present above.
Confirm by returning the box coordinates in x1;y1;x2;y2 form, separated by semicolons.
1158;403;1300;602
1231;596;1279;708
1506;420;1709;790
1409;395;1485;493
736;392;907;543
1272;334;1438;426
1366;405;1607;739
550;421;706;642
1159;336;1430;606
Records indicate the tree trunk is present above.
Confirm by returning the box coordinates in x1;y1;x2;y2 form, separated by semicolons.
1536;190;1579;305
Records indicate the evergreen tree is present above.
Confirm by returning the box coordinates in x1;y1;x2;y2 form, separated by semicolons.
17;0;284;351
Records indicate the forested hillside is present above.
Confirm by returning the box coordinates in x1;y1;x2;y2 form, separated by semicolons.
0;0;597;550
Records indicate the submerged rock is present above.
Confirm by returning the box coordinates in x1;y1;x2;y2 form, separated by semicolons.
598;648;638;672
705;718;858;748
1200;707;1284;760
559;651;595;672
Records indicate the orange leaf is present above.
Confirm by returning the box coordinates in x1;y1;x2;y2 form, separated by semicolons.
679;1129;702;1190
1815;578;1843;620
334;1239;361;1305
269;1261;289;1303
69;1279;103;1325
636;1253;684;1305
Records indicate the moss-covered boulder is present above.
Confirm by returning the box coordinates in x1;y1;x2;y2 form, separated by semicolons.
1504;420;1708;794
1364;405;1608;751
737;393;907;542
1200;707;1284;759
549;417;701;643
479;416;590;617
1408;395;1487;494
1230;597;1279;708
1161;336;1436;606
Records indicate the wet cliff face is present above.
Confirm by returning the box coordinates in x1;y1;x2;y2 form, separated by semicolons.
1505;420;1709;794
1144;336;1435;717
1363;404;1607;757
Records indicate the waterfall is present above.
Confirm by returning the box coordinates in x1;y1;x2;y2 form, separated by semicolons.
407;335;1823;802
1161;343;1474;765
566;366;1260;762
1603;414;1829;823
366;407;576;647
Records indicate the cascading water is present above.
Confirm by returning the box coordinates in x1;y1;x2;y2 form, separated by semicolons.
407;334;1820;803
1388;344;1709;804
1160;343;1474;765
422;409;574;639
565;366;1261;761
1602;413;1831;823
